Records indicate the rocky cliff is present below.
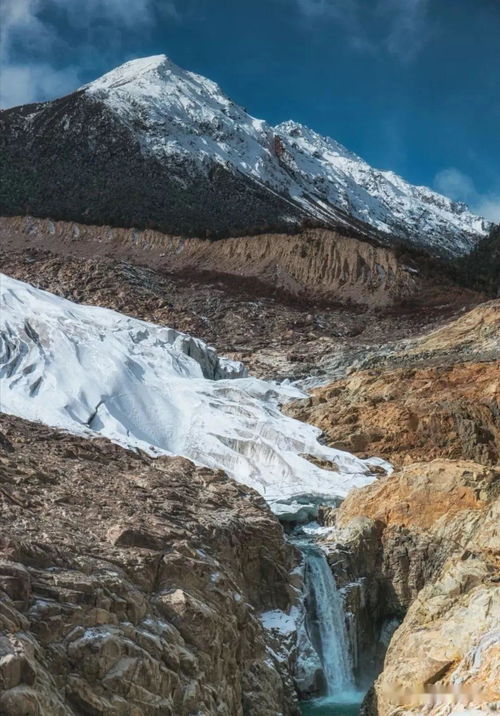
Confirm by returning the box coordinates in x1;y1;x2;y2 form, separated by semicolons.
326;460;500;715
0;414;301;715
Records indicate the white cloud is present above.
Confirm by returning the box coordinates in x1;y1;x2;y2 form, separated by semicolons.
434;167;476;203
0;63;81;109
1;0;62;57
475;197;500;223
294;0;372;51
380;0;431;62
53;0;159;30
434;167;500;223
0;0;177;108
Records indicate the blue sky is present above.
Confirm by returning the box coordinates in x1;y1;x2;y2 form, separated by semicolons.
1;0;499;220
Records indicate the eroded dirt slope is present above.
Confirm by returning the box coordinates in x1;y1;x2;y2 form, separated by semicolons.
0;216;480;309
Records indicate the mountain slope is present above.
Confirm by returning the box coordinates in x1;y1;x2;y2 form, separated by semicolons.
275;120;488;255
0;55;490;256
456;223;500;296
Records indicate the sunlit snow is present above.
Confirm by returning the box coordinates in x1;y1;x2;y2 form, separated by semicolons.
80;55;489;257
0;274;389;520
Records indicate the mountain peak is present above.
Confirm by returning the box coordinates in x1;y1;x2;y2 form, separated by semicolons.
82;54;173;92
1;55;490;255
81;53;240;128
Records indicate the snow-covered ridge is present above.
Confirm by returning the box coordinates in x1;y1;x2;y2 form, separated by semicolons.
275;120;488;252
81;55;489;257
0;274;388;520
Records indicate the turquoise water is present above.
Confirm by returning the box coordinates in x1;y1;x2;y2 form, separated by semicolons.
299;694;363;715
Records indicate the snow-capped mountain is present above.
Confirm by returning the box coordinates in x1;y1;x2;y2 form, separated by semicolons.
0;273;387;520
275;120;488;254
0;55;489;256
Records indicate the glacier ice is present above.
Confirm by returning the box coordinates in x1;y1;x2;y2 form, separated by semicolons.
0;273;388;520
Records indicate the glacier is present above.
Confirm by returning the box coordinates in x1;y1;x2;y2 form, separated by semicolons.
0;274;388;520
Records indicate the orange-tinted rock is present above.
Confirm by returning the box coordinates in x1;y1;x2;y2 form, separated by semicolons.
328;461;500;715
290;361;499;467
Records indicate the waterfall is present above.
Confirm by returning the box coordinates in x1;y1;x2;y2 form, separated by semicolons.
304;545;355;696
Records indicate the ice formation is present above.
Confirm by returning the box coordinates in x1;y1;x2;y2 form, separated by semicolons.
0;274;388;520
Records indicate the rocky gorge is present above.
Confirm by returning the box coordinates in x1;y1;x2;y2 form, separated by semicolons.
0;213;499;716
288;298;500;714
0;210;500;716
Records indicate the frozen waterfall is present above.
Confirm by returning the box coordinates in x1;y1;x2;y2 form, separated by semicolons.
303;545;355;696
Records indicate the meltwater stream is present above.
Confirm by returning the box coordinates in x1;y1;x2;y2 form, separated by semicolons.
305;547;354;695
299;544;362;715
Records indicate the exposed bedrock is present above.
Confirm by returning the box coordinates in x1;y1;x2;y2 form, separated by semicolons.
0;414;302;716
289;361;500;467
317;459;500;714
284;298;500;713
287;300;500;467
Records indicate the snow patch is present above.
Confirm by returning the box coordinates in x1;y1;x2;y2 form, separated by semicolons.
260;609;297;636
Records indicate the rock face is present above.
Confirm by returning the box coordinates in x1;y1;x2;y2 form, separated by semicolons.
0;55;489;255
290;361;500;467
287;301;500;467
0;413;301;715
319;460;500;714
287;299;500;712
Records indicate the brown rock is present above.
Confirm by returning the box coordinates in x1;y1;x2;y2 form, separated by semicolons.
289;360;500;467
0;413;300;715
326;460;500;714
